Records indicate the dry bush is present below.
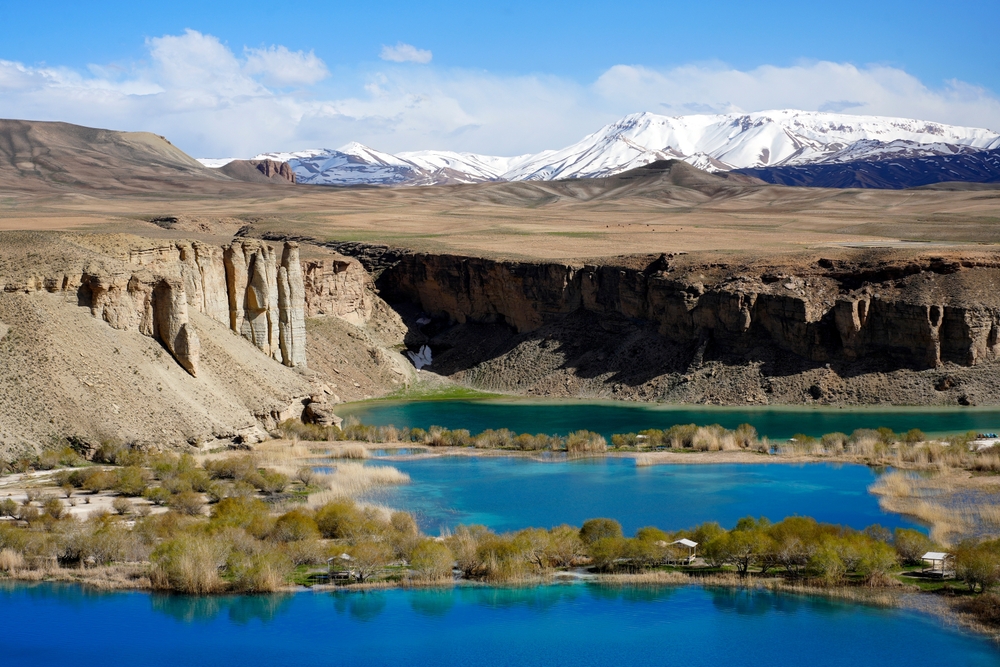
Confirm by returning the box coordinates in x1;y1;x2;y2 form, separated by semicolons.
327;444;369;460
565;430;607;454
112;497;132;516
0;548;25;572
252;441;311;468
150;535;227;594
692;427;721;452
634;454;656;467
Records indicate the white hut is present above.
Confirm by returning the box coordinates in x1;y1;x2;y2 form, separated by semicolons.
669;538;699;564
921;551;952;577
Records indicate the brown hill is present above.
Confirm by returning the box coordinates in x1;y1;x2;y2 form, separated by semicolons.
0;119;298;195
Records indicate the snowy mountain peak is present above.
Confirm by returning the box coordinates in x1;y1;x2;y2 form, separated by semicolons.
204;110;1000;187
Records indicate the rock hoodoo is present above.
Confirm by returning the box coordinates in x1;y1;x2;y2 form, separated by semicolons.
7;239;315;376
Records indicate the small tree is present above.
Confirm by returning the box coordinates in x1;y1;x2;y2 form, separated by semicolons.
956;541;1000;593
857;541;898;586
0;498;18;518
893;528;934;566
546;524;583;567
349;541;393;582
410;540;454;581
42;496;65;520
580;518;623;546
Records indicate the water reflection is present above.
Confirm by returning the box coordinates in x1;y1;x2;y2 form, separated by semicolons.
408;589;456;617
586;583;680;605
150;593;293;625
331;590;388;622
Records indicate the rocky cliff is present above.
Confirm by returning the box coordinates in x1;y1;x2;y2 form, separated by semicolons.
0;232;409;454
22;240;309;375
0;238;379;376
219;159;297;184
318;244;1000;404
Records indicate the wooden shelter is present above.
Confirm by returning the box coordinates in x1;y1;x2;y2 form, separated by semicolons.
921;551;953;577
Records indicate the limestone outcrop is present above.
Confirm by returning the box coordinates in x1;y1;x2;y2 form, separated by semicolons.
4;238;318;376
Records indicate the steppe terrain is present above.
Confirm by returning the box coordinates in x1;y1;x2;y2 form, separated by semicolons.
4;120;1000;453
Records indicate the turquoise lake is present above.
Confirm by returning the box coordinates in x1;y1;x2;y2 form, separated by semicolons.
2;583;997;666
340;398;1000;439
357;457;920;533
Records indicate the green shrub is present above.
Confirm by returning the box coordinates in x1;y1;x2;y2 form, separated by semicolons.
580;518;623;545
142;486;172;506
82;470;116;493
225;549;291;593
410;540;455;580
114;467;149;497
256;470;289;495
893;528;935;566
956;539;1000;593
271;509;320;542
0;498;17;518
41;496;65;520
210;497;274;538
611;433;639;449
587;536;628;571
314;500;362;539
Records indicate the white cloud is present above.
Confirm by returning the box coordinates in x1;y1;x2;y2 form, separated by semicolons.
0;31;998;158
592;61;1000;132
244;45;329;86
379;42;432;64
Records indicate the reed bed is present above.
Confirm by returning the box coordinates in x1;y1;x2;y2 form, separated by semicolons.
307;462;410;506
596;570;690;586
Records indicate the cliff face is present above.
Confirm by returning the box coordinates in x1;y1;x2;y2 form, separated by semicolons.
0;232;408;453
3;239;316;376
302;256;375;325
375;251;1000;374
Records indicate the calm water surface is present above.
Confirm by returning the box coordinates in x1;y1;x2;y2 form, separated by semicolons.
2;583;996;667
359;457;920;533
341;398;1000;439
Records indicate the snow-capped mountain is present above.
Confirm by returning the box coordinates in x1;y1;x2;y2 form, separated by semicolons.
198;110;1000;187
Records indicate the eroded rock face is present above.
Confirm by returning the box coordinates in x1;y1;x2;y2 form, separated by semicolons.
83;269;201;376
8;239;319;376
302;256;374;325
376;251;1000;372
251;159;296;183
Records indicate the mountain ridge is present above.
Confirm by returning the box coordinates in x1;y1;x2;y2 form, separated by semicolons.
201;110;1000;188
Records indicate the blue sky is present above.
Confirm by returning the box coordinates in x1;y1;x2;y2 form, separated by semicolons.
1;0;998;157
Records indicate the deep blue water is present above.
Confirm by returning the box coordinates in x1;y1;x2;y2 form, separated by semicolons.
359;457;919;534
340;398;1000;440
1;583;996;667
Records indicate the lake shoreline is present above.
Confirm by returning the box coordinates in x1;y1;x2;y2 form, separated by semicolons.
5;568;996;643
